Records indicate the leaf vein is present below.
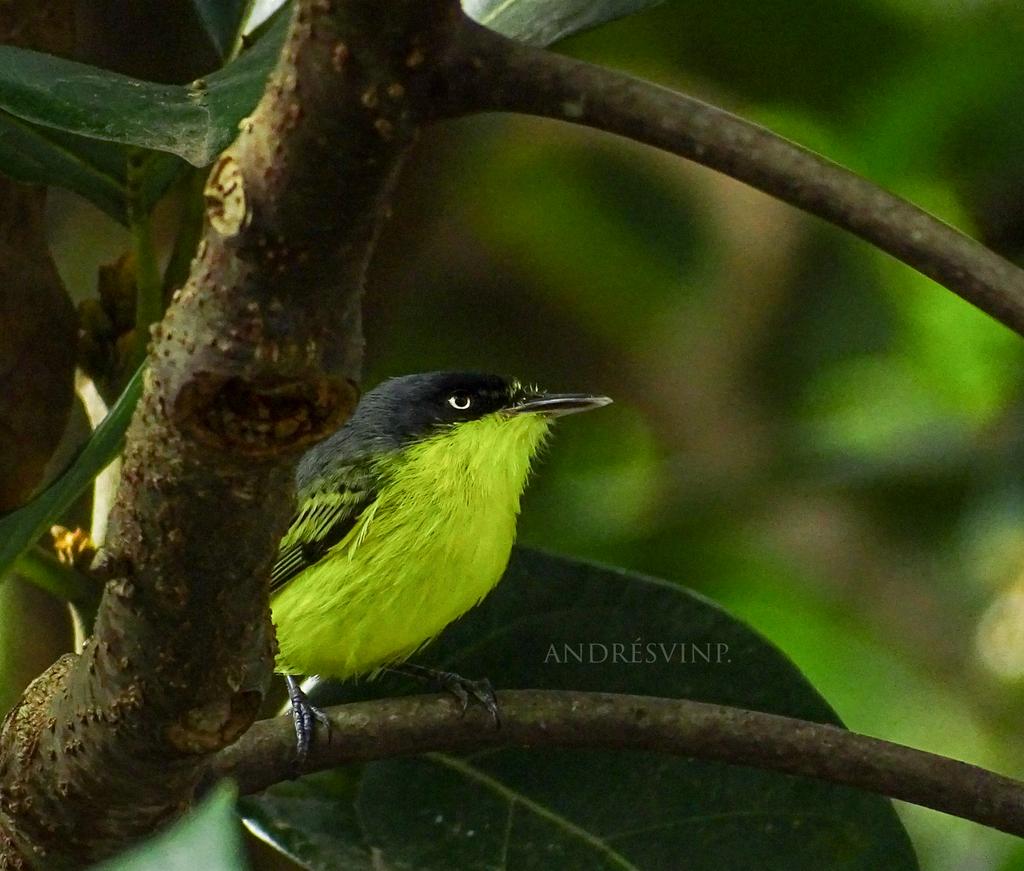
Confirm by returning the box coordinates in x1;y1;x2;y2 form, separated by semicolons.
427;753;641;871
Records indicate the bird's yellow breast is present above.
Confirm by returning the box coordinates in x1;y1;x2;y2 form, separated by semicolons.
271;412;551;679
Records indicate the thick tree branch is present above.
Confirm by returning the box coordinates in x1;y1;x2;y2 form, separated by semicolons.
213;689;1024;838
434;21;1024;337
0;2;468;867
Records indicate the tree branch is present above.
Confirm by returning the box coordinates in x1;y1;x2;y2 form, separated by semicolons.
434;21;1024;337
0;1;468;866
6;4;1022;866
212;689;1024;838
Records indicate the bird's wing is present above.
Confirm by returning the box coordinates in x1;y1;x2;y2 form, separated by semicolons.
270;471;377;594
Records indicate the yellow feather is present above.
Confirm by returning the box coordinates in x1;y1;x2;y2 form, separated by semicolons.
270;411;551;678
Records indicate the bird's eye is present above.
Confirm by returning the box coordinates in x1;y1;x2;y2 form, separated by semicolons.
448;392;472;411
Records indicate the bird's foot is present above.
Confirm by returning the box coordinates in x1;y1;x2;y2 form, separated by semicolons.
286;675;331;770
389;663;500;725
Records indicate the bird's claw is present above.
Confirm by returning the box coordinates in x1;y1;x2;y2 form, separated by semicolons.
286;676;331;770
444;673;499;724
390;664;500;726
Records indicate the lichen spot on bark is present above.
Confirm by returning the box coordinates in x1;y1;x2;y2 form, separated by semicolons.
204;155;249;238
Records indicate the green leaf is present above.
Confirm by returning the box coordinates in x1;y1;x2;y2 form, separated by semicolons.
244;549;919;870
463;0;665;46
0;112;128;222
0;115;187;224
0;0;648;185
91;782;248;871
0;366;144;581
241;770;375;871
136;152;191;215
0;11;287;168
191;0;254;60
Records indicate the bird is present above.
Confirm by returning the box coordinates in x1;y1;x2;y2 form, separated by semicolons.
269;371;611;762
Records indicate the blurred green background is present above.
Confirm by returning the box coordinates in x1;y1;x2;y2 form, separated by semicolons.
33;0;1024;867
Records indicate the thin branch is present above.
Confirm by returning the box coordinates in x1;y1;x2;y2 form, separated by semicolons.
161;170;207;298
212;689;1024;837
434;21;1024;338
126;152;164;367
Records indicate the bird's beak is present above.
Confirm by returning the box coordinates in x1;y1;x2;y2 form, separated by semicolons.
506;393;613;417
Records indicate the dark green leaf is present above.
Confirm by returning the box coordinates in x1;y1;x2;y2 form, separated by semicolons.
0;112;127;221
237;1;292;52
136;152;190;214
240;770;375;870
244;549;919;871
191;0;253;60
0;52;190;154
0;116;186;223
0;366;144;581
463;0;664;46
0;12;287;168
91;782;248;871
0;0;645;181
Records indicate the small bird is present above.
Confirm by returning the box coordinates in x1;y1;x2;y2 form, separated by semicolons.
270;371;610;761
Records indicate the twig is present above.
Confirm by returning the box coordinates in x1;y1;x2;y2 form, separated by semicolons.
126;151;165;366
212;689;1024;837
435;21;1024;337
161;170;206;298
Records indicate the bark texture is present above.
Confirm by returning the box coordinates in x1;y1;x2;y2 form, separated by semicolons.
0;1;465;866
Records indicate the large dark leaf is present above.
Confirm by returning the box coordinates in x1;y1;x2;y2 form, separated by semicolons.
0;0;254;217
0;0;653;194
0;113;127;220
463;0;665;46
241;549;919;870
0;366;143;581
92;782;247;871
0;11;286;170
0;112;186;223
242;770;374;871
